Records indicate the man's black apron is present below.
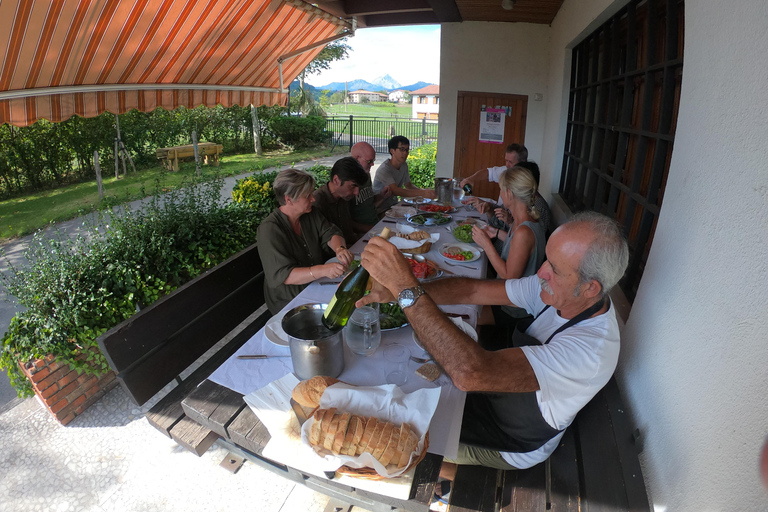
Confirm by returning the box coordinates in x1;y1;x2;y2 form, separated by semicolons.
459;298;606;453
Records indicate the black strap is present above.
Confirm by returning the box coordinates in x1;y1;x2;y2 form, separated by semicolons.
538;297;608;345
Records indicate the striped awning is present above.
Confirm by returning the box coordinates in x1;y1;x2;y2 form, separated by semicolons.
0;0;349;127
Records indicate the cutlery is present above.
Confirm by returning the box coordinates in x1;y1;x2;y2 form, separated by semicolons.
237;354;291;359
442;260;479;270
320;281;341;285
382;219;398;224
410;355;433;364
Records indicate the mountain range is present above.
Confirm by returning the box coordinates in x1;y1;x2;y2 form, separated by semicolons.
306;74;433;93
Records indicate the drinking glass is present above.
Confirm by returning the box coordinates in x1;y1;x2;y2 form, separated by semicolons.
384;344;411;386
344;303;381;356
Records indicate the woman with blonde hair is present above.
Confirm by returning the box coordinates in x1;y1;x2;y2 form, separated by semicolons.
472;166;546;280
257;168;354;313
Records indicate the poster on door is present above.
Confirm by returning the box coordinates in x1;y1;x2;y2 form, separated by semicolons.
479;107;505;143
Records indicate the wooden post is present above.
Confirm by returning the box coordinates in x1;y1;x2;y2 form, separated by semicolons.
250;105;263;156
115;115;127;177
191;131;201;176
120;140;137;174
94;151;104;200
114;139;119;179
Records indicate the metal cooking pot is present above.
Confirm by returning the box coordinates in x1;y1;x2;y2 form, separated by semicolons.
435;177;453;205
282;303;344;380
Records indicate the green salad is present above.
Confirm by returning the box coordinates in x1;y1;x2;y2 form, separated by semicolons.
409;213;451;226
379;302;408;329
453;224;474;243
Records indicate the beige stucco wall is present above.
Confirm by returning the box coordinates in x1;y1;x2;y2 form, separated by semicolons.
436;22;550;177
439;0;768;509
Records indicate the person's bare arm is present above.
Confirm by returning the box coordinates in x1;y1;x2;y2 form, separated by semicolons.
387;183;437;199
459;168;491;189
284;262;345;284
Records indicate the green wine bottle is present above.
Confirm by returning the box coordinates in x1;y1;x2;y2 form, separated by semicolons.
322;228;390;331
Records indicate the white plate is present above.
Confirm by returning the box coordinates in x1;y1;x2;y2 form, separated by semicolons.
402;196;431;205
264;310;289;346
438;243;482;263
385;205;417;219
412;317;478;351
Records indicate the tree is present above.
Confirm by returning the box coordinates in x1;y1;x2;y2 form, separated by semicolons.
360;97;370;104
294;39;351;115
403;92;411;103
330;91;345;103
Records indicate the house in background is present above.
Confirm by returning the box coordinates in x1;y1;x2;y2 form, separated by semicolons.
348;90;387;103
388;89;409;103
411;85;439;119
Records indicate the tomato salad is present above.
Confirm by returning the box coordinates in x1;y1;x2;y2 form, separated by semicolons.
406;257;436;279
442;249;475;261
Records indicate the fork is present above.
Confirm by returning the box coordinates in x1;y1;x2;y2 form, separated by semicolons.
442;260;479;270
410;355;433;364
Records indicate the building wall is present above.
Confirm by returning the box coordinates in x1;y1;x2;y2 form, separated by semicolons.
436;22;551;177
439;0;768;509
412;95;440;118
542;0;768;509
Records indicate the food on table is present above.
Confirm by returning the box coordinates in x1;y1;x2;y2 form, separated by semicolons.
452;224;474;243
416;363;440;382
442;247;475;261
394;230;430;241
292;375;341;408
406;257;435;279
379;302;408;329
324;229;391;331
408;213;451;226
419;204;453;213
308;408;421;468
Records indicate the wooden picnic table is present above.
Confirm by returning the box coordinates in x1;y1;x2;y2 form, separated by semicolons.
156;142;223;171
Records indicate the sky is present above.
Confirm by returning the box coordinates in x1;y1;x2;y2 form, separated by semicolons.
305;25;441;88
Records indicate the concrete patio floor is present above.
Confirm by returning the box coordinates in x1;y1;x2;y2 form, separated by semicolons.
0;385;373;512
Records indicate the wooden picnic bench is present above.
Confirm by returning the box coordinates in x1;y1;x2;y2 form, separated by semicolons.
156;142;223;171
96;242;270;455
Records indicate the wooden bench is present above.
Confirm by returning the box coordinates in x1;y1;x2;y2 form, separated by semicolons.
156;142;223;171
449;375;649;511
96;242;270;455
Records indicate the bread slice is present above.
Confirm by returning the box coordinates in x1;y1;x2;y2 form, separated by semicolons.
324;412;342;451
378;426;401;466
318;407;337;448
356;417;378;455
331;412;351;455
292;376;340;408
371;422;394;460
415;363;440;382
394;422;411;467
340;416;360;456
309;408;325;446
348;416;365;455
366;422;387;458
398;429;419;468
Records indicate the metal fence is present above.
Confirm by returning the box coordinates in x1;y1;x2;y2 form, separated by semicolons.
324;116;438;153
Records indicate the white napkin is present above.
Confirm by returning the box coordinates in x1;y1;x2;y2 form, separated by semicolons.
300;383;441;478
390;223;440;251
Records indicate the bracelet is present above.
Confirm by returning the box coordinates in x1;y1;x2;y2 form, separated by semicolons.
308;266;315;279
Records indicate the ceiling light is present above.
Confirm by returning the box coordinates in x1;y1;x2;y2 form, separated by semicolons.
501;0;515;10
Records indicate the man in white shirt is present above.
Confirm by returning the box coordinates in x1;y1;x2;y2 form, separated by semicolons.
358;211;628;477
460;143;528;212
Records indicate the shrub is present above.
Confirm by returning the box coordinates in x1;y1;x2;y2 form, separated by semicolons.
231;165;331;211
1;175;263;397
407;142;437;189
267;116;328;148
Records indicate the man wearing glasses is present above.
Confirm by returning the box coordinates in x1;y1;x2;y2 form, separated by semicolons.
349;141;392;236
373;135;436;214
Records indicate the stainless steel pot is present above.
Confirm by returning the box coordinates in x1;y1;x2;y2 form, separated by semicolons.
282;303;344;380
435;177;453;205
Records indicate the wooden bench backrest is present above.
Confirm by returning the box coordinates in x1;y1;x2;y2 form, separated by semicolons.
97;243;265;406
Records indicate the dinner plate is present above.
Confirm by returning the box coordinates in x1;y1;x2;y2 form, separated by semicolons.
439;243;482;263
412;316;478;351
385;205;417;219
402;196;431;205
402;253;444;282
417;204;458;214
264;310;289;346
405;212;452;227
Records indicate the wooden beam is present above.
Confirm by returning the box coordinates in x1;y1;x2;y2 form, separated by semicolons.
342;0;431;15
425;0;462;22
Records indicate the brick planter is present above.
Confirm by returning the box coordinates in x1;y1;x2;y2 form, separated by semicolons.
19;352;118;425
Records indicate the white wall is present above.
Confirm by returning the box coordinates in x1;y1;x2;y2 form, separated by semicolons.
412;95;440;118
540;0;768;509
436;22;550;177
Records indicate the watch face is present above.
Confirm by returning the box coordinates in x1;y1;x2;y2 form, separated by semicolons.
398;289;415;308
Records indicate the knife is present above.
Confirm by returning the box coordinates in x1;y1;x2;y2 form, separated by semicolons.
290;398;308;426
236;354;291;359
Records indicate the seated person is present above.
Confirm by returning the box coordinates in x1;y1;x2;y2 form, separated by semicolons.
313;156;368;244
349;141;392;234
460;143;527;192
257;169;354;314
358;212;628;476
373;135;436;214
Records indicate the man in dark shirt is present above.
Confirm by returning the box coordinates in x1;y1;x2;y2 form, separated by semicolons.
313;156;368;244
349;141;392;235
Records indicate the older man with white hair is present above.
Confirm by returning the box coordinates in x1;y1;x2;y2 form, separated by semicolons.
358;211;629;477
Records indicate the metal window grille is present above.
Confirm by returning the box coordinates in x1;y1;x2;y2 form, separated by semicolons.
560;0;684;301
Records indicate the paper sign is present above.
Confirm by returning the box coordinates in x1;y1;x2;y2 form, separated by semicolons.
479;107;505;144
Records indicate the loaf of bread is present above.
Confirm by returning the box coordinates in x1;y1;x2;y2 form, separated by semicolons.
309;408;421;469
395;230;430;241
292;376;340;408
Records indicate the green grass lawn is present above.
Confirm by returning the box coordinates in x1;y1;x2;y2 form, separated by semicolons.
0;146;345;242
324;102;413;118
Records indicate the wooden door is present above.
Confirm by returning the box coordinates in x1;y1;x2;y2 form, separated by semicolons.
453;91;528;200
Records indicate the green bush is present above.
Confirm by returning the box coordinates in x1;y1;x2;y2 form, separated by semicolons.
408;142;437;189
1;175;264;397
231;165;331;212
267;116;328;148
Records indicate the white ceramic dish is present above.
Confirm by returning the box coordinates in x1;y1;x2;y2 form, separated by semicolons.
412;317;478;351
264;310;289;346
385;205;417;219
438;243;482;263
402;196;431;205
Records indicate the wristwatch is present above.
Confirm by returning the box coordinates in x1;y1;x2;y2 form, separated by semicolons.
397;285;426;309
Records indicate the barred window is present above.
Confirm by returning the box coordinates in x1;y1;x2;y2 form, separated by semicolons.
560;0;684;301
